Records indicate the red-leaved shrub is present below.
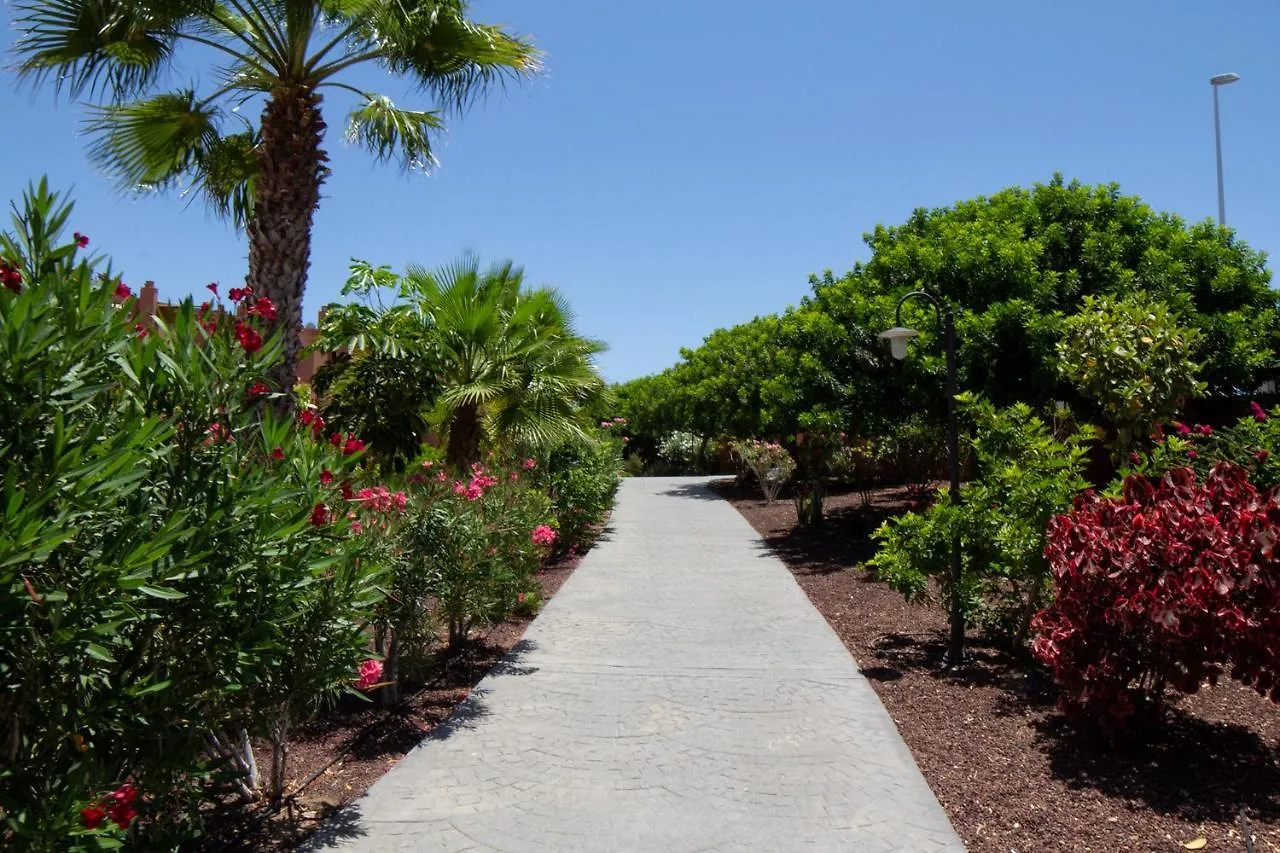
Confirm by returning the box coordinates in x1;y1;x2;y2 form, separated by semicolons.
1033;463;1280;731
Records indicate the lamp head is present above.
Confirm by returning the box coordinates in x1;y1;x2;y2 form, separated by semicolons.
878;326;920;361
1210;72;1241;86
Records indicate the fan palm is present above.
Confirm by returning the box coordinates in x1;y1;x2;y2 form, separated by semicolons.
401;255;608;471
12;0;539;389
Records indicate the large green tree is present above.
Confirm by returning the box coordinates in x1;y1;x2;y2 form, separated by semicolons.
811;174;1279;413
12;0;539;388
625;175;1279;456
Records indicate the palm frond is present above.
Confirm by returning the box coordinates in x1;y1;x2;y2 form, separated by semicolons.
345;95;443;171
83;90;224;191
187;129;259;227
356;2;540;112
13;0;183;99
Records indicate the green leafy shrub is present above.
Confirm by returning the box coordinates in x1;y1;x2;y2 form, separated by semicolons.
540;436;623;553
0;183;383;847
1058;294;1204;451
871;396;1090;642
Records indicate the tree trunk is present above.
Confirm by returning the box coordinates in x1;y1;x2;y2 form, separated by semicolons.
248;86;330;398
446;403;482;472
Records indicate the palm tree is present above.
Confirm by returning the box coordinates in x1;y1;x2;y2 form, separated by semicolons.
12;0;539;389
402;255;608;471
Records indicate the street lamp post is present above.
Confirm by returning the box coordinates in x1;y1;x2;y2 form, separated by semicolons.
879;291;965;666
1211;72;1240;227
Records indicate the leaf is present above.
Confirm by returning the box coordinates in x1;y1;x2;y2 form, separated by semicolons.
137;584;186;600
85;642;116;662
1182;838;1207;850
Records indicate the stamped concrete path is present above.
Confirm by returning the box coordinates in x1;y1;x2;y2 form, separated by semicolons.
310;477;964;852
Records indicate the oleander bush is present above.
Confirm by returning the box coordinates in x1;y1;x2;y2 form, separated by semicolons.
0;183;385;848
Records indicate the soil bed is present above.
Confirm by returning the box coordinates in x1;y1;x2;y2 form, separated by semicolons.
195;550;585;851
711;479;1279;853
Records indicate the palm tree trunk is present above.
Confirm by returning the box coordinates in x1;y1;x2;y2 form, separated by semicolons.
248;86;330;397
446;403;482;472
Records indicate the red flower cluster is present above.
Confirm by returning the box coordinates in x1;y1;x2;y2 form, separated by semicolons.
310;503;330;527
329;432;365;456
248;380;270;399
74;231;90;249
114;282;132;301
81;783;138;830
270;446;285;461
1033;463;1280;731
1252;401;1270;422
320;469;334;486
228;285;251;303
1;259;21;293
251;296;277;322
234;321;262;355
298;409;326;438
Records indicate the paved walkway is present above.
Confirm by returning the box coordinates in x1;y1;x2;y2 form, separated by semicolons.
309;477;964;852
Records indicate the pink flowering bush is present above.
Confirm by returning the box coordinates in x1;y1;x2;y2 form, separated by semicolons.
531;524;557;547
1126;403;1280;490
374;458;555;700
730;438;795;504
0;183;385;844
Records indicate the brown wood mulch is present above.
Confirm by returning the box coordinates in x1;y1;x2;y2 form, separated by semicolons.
194;549;586;852
710;479;1279;853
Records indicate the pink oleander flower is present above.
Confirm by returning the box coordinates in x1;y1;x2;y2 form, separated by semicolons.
522;457;536;470
1251;401;1268;422
114;282;132;300
531;524;557;546
355;659;383;691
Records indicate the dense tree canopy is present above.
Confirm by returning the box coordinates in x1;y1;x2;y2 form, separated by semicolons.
618;175;1278;460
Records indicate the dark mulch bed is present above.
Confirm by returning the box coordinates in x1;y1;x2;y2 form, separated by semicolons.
711;479;1280;853
194;550;585;852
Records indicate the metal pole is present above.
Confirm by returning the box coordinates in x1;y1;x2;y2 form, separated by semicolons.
1213;83;1227;226
944;308;964;666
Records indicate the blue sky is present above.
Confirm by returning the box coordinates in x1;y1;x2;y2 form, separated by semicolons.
3;0;1278;382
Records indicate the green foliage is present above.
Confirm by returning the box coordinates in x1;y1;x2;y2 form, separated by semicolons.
538;436;624;553
871;396;1090;641
320;256;610;473
1058;294;1204;448
0;182;382;846
312;261;440;470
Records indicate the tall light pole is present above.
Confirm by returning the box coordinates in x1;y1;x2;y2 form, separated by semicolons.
879;291;965;667
1211;72;1240;227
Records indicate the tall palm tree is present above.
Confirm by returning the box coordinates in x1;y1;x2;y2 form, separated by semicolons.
12;0;539;389
401;255;608;471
